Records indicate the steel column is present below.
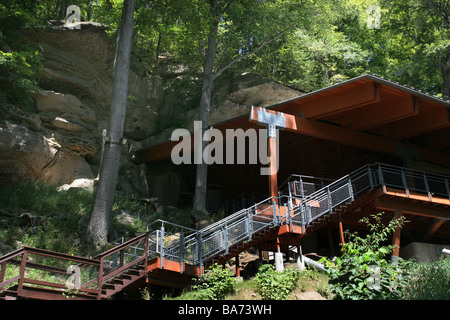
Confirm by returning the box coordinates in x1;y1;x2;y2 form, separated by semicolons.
391;210;403;260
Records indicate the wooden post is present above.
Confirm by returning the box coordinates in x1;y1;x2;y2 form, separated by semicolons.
17;250;27;297
338;219;345;246
249;106;287;200
97;256;104;300
235;254;240;277
268;135;278;199
391;210;403;260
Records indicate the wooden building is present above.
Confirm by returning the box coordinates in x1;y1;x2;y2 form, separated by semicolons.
137;74;450;254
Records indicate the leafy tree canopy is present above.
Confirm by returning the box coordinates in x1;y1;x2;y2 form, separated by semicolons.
1;0;448;111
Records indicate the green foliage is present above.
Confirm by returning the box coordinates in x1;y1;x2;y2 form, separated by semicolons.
0;181;93;216
255;264;301;300
320;213;412;300
190;263;236;300
297;268;333;299
400;257;450;300
2;0;448;108
0;181;93;253
0;35;43;112
0;181;162;254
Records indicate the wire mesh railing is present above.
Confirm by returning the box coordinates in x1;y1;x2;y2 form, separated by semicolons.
145;163;450;274
146;197;281;272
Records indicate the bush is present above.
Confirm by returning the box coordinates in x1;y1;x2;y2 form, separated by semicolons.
255;264;300;300
400;257;450;300
320;213;412;300
191;263;236;300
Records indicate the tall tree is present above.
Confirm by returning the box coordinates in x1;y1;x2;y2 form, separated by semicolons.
332;0;450;98
188;0;307;215
86;0;136;248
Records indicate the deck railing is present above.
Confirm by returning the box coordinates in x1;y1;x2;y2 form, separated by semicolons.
0;233;148;299
147;197;282;272
147;163;450;274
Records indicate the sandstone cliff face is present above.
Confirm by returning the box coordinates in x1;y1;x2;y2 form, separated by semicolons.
0;23;301;195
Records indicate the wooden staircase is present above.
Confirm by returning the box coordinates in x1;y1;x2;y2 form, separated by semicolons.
101;264;147;298
0;234;150;300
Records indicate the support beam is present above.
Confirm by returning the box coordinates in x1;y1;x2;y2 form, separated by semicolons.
268;136;278;198
250;106;450;169
374;196;450;219
391;210;403;260
338;219;345;246
251;106;290;198
348;94;419;130
425;218;448;241
387;107;449;140
292;81;380;119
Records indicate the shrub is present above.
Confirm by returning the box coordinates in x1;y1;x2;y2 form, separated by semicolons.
255;264;300;300
400;257;450;300
191;263;236;300
320;213;412;300
0;42;42;112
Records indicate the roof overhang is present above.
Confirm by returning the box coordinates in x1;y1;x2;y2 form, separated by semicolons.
136;74;450;167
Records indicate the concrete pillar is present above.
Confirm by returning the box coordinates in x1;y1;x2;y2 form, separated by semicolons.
275;251;284;272
296;246;305;271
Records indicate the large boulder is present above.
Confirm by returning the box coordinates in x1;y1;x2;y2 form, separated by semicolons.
169;72;301;131
35;90;97;130
21;24;164;142
37;151;94;186
0;120;56;184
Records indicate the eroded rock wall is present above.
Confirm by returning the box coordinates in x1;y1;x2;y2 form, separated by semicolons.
0;23;302;197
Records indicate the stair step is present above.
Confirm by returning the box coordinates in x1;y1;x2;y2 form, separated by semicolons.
126;269;142;276
0;289;18;300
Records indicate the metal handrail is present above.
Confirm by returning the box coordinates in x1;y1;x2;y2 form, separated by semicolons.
146;163;450;274
0;246;102;299
0;234;149;299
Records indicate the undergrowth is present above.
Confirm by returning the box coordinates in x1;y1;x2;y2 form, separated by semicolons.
167;263;332;301
0;181;171;255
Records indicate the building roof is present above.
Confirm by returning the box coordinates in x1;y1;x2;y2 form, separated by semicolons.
136;74;450;167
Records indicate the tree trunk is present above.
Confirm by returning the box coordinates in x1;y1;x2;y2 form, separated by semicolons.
86;0;136;248
443;63;450;98
192;0;219;215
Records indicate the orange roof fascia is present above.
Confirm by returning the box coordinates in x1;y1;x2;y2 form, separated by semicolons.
249;106;450;168
137;74;450;164
277;80;381;119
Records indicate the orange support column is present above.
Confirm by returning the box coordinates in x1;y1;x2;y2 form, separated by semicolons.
235;254;240;277
338;219;345;246
249;106;288;201
391;210;403;260
268;136;278;199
